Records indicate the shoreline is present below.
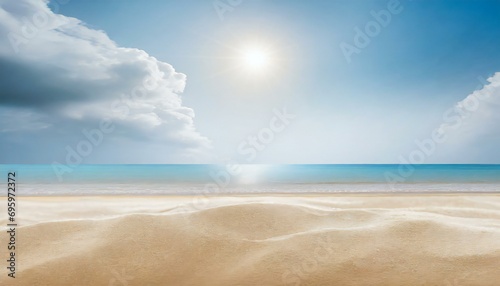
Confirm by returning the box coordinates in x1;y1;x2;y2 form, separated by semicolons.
3;192;500;199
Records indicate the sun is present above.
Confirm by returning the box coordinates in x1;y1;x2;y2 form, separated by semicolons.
240;46;271;72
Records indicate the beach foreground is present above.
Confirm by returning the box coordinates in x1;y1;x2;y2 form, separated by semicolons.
1;195;500;285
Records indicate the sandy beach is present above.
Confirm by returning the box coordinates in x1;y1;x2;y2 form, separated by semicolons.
1;195;500;285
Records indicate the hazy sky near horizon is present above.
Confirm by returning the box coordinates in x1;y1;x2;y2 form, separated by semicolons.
1;0;500;164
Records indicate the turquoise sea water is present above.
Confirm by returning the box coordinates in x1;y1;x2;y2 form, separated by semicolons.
1;164;500;195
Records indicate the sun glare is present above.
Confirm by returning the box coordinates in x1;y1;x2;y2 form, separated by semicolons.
240;46;271;72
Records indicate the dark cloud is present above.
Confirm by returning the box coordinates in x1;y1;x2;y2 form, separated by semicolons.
0;0;211;163
0;57;95;107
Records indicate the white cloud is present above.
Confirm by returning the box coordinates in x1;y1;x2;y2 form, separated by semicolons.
435;72;500;162
0;0;211;162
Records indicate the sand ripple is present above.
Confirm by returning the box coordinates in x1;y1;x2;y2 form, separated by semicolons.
1;195;500;285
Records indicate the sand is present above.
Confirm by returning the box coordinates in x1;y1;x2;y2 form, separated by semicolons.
1;195;500;285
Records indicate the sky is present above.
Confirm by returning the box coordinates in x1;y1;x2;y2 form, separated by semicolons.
1;0;500;164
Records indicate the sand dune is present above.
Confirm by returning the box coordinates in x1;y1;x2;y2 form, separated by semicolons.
1;195;500;285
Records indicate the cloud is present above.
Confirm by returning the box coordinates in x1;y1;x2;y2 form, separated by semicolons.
435;72;500;162
0;0;211;163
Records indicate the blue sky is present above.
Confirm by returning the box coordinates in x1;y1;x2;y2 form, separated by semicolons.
1;0;500;164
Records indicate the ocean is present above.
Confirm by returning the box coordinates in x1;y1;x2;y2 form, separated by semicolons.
1;164;500;195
